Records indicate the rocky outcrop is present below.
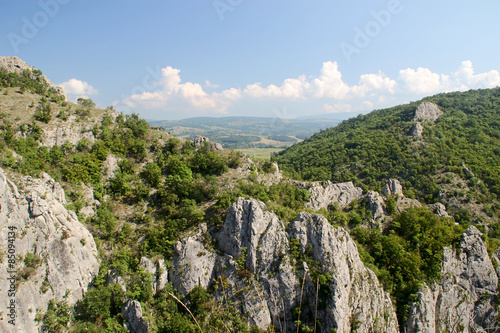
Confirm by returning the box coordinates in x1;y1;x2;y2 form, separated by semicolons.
406;226;499;332
410;122;424;138
299;181;363;211
413;102;443;123
122;299;150;333
366;191;385;219
41;123;96;147
194;135;223;151
429;202;450;217
170;224;217;295
79;183;100;219
139;257;168;294
171;197;398;332
103;154;120;180
0;169;99;332
382;179;404;197
0;56;65;97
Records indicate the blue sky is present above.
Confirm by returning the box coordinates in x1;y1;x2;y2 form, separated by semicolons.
1;0;499;120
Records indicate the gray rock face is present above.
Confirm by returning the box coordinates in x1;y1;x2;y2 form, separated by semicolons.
41;123;96;148
0;56;65;97
366;190;385;219
382;179;404;197
413;102;443;123
107;269;127;292
0;169;99;333
103;154;120;180
406;226;499;332
410;122;424;138
171;197;398;332
193;135;223;151
302;181;363;211
288;212;398;332
122;299;150;333
170;224;216;295
139;257;168;294
429;202;450;217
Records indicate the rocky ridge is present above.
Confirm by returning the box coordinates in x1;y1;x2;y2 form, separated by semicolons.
406;226;499;332
0;169;99;332
171;197;399;332
194;135;223;151
0;56;65;97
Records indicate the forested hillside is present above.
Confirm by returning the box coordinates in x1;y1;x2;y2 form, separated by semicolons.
275;88;500;222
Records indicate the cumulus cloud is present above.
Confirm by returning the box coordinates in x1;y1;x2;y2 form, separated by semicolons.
454;60;500;89
124;66;235;114
58;78;98;99
122;60;499;117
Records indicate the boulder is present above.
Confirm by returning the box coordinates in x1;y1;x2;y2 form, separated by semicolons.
122;299;150;333
382;179;404;197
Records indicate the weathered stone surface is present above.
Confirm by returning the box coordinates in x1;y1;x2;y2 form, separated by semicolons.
170;224;216;295
299;180;363;210
41;124;96;147
139;257;169;294
413;102;443;123
194;135;223;151
429;202;450;217
173;198;398;332
366;190;385;219
103;154;120;180
79;183;100;219
122;299;150;333
406;226;499;332
107;269;127;292
382;179;404;197
410;122;424;138
289;212;398;332
0;169;99;333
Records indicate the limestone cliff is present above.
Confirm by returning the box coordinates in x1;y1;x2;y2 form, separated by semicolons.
406;226;499;332
171;197;399;332
0;169;99;332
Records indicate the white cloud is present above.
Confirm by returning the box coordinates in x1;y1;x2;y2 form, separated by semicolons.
121;60;500;117
323;102;352;113
398;67;449;94
205;80;219;88
58;78;98;99
454;60;500;89
124;66;236;114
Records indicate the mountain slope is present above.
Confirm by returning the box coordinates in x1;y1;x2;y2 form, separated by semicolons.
275;88;500;222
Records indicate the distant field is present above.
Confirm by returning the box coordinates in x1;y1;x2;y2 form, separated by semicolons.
236;148;284;160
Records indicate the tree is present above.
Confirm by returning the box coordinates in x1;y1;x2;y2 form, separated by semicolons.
77;98;96;108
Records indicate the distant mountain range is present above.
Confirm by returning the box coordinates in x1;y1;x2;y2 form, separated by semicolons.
148;115;342;148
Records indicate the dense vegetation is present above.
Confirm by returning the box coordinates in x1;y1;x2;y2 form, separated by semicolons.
0;67;64;103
